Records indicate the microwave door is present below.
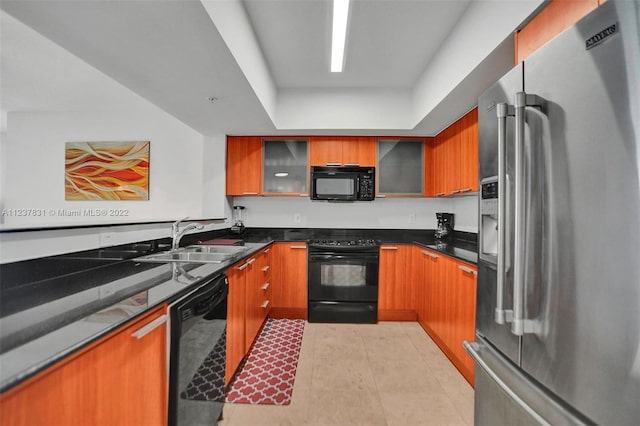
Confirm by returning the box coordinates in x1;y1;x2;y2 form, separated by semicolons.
315;176;355;200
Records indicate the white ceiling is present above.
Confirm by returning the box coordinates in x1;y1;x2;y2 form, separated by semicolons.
0;0;544;137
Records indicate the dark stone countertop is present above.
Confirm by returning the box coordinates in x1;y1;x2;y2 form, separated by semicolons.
0;227;476;391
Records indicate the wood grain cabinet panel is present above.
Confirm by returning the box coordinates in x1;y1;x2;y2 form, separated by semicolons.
226;136;262;196
378;244;416;320
413;245;477;386
0;306;168;426
309;136;376;167
515;0;600;63
430;108;478;196
270;242;308;319
225;261;247;383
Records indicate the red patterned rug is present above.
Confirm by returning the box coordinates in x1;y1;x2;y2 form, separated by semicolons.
226;318;305;405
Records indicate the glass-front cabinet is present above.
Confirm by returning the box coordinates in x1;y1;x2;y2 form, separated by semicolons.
377;139;424;195
262;139;309;195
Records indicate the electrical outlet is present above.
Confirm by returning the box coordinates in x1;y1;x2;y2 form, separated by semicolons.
408;213;416;224
294;213;301;224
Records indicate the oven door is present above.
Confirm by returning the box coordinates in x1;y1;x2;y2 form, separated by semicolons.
308;251;379;302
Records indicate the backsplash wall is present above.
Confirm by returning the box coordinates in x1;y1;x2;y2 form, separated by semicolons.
232;195;478;232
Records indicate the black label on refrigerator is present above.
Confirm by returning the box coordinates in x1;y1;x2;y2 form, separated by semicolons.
586;23;618;50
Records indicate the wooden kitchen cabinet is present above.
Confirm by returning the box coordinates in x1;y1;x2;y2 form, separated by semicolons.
378;244;416;320
429;108;478;197
309;136;376;167
414;246;477;385
225;260;247;383
226;136;262;196
269;242;308;319
0;305;168;426
515;0;600;63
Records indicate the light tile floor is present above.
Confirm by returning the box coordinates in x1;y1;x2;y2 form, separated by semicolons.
220;321;474;426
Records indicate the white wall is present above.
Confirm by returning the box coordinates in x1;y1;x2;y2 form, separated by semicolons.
231;194;478;233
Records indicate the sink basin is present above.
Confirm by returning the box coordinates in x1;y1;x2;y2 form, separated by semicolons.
183;245;248;255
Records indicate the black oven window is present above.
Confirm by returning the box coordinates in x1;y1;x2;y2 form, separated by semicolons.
316;178;354;196
320;264;366;287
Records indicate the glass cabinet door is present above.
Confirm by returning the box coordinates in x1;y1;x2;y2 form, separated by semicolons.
377;139;424;195
263;139;308;194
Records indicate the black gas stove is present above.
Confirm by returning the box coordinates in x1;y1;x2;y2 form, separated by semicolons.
307;239;379;249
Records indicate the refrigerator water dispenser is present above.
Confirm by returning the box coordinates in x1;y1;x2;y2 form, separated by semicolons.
480;177;498;263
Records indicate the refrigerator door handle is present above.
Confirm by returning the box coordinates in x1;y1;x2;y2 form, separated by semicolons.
512;92;544;336
464;340;552;426
496;103;514;325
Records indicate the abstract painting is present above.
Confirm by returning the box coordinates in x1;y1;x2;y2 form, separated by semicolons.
65;141;149;200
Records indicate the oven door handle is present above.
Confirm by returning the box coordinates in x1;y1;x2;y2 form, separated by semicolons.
309;253;378;261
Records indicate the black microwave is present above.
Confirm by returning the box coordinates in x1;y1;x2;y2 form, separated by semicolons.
311;166;375;201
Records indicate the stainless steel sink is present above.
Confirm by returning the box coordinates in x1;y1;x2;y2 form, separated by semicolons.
183;245;248;255
134;244;248;264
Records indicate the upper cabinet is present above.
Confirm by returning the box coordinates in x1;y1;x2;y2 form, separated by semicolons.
263;139;309;195
515;0;601;63
226;136;262;196
427;108;478;197
309;136;375;167
377;139;424;196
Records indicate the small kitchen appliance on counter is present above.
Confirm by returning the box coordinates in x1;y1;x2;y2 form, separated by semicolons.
435;212;454;241
230;205;245;234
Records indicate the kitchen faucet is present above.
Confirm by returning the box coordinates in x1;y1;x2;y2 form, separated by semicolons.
171;217;204;250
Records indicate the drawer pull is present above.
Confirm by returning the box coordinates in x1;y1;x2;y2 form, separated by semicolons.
242;192;258;195
326;162;342;167
381;246;398;250
262;282;270;291
459;265;477;275
262;265;270;273
132;314;168;339
238;263;249;271
247;258;256;265
261;300;270;309
376;194;387;198
263;248;270;254
422;251;438;259
290;245;307;249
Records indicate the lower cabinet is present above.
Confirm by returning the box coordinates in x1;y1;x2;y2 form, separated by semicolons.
413;246;477;385
224;245;273;383
270;242;308;319
378;244;416;320
0;305;168;426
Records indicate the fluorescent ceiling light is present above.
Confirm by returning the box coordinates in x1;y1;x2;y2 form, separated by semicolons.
331;0;350;72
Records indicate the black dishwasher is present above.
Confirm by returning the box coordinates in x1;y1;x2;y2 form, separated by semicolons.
168;273;228;426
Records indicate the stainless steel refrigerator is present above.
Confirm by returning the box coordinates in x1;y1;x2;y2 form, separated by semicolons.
468;1;640;424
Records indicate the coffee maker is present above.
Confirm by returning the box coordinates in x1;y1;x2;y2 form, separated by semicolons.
435;212;454;241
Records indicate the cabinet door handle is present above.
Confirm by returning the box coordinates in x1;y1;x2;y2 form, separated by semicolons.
299;193;310;197
131;314;168;339
436;192;446;197
263;248;270;254
450;189;461;195
422;250;438;259
459;187;472;193
326;162;342;167
381;246;398;250
458;265;477;276
262;265;270;273
261;300;270;309
242;192;258;195
290;245;307;249
262;282;270;291
247;258;256;265
376;194;387;198
238;262;249;271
